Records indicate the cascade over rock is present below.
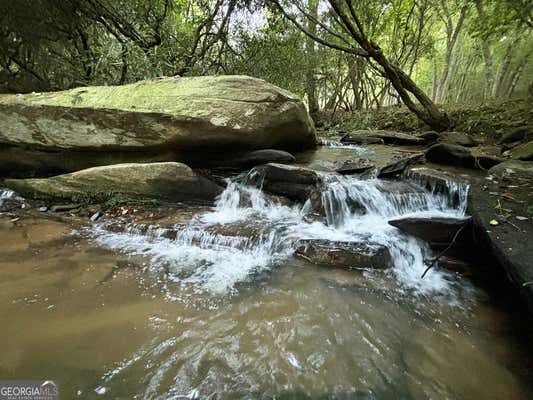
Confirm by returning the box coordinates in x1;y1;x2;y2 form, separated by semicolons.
0;75;316;177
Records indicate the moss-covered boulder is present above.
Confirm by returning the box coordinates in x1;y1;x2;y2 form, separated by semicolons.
2;162;223;203
0;76;316;176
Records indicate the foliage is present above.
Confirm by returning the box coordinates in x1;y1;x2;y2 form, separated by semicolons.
0;0;531;119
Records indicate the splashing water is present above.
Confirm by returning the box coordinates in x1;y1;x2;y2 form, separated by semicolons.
89;172;469;297
319;138;370;154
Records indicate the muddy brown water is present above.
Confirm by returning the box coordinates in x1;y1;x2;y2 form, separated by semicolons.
0;214;532;399
1;144;532;399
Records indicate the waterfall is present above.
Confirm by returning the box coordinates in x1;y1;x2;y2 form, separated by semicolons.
89;173;469;296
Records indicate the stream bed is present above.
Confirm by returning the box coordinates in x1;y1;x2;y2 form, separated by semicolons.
0;145;532;399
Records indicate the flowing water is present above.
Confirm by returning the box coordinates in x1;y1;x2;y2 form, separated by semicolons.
0;152;532;399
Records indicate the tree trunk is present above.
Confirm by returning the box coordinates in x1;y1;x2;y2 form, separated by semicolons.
305;0;319;114
475;0;494;99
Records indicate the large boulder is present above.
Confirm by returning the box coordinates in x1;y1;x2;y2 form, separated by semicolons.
295;239;391;269
0;76;316;177
2;162;224;203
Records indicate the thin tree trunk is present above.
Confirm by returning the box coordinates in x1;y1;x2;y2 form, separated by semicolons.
475;0;494;99
305;0;319;114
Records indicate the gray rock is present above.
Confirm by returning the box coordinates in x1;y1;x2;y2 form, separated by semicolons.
388;216;471;245
425;143;475;168
334;159;375;175
340;135;384;145
510;140;533;161
4;162;224;203
295;239;391;269
489;160;533;181
377;153;424;177
498;126;528;144
344;130;425;145
0;76;316;177
50;204;80;212
249;163;320;202
438;131;477;147
212;149;296;170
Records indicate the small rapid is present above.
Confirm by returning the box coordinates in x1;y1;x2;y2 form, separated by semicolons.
89;171;469;298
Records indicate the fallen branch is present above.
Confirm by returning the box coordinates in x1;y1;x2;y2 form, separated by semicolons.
421;222;469;279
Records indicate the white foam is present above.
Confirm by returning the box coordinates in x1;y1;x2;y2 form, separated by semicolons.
89;173;469;296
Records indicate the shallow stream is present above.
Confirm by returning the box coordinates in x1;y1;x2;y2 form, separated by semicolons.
0;145;532;399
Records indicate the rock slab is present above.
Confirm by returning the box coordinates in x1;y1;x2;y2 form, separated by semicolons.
3;162;224;203
0;75;316;176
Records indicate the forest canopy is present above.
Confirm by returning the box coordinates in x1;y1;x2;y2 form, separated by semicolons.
1;0;531;127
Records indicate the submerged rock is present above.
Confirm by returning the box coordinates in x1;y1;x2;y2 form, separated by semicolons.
295;239;391;270
388;216;471;246
0;75;316;176
2;162;223;203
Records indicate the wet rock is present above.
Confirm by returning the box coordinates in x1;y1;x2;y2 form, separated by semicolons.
388;216;471;246
344;130;425;145
377;153;424;177
340;134;384;145
50;204;81;212
3;162;224;203
249;163;319;202
334;159;375;175
418;130;440;144
468;179;533;313
0;76;316;177
510;140;533;161
498;126;528;144
295;239;391;270
438;131;477;147
489;160;533;181
205;149;296;170
425;143;475;168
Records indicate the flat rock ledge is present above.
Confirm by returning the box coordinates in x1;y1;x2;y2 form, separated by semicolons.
468;174;533;313
2;162;224;203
